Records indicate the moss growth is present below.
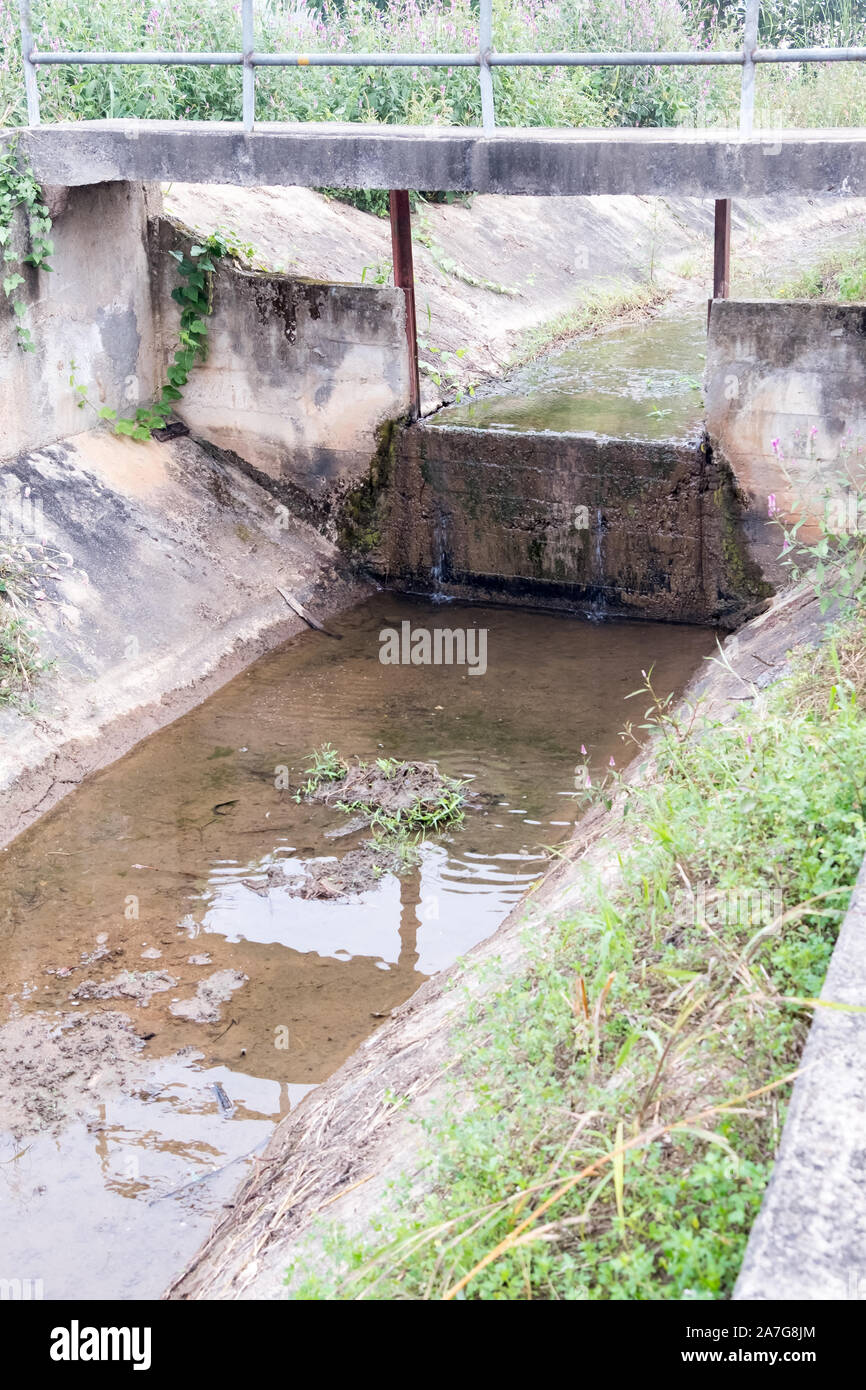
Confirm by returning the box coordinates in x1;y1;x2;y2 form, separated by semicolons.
336;417;400;559
712;459;774;607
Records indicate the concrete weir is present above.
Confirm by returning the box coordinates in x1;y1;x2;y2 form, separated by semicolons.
380;422;765;625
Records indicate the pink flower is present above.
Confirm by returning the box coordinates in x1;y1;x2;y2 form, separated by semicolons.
768;493;777;517
580;744;587;755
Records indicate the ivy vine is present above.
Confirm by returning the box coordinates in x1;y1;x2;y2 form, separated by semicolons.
0;141;54;353
3;158;244;443
96;232;230;440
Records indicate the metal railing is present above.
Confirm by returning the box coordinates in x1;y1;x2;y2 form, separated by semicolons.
16;0;866;137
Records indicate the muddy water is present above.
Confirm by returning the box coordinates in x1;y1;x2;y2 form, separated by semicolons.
431;310;706;440
0;594;714;1298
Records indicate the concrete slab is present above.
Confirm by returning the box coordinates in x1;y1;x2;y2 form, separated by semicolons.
8;121;866;198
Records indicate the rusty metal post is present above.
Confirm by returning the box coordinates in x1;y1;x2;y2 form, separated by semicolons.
389;189;421;421
709;196;732;328
713;197;731;298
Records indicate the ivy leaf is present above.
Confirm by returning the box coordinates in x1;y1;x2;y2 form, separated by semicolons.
98;407;117;420
2;273;24;295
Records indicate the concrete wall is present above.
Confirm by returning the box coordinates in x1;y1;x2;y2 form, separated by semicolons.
0;182;160;461
1;187;410;513
374;423;769;626
149;218;410;506
705;300;866;583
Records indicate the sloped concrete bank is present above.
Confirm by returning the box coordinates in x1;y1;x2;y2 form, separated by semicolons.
0;430;372;851
167;577;842;1300
164;183;866;412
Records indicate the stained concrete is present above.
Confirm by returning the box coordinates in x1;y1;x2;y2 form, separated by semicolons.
163;183;866;412
705;300;866;583
9;121;866;198
0;430;371;851
0;181;161;460
735;855;866;1301
148;218;409;504
375;422;768;625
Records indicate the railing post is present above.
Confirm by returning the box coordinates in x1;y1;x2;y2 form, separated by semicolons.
478;0;496;131
242;0;255;132
740;0;760;134
389;190;421;422
18;0;40;126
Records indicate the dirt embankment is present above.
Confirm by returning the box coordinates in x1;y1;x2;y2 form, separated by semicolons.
167;577;829;1300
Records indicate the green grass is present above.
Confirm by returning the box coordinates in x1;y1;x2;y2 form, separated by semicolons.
511;281;670;369
286;600;866;1300
0;609;43;706
0;545;50;707
292;742;348;800
775;235;866;303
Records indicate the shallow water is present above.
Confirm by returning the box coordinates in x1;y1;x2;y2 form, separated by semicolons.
0;594;714;1298
430;310;706;440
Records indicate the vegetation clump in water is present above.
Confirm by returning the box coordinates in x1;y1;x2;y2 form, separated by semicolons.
296;745;467;836
289;745;469;894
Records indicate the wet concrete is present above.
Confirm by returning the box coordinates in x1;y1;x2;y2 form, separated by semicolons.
0;592;713;1299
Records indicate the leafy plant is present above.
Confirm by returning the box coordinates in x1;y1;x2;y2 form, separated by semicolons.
0;141;53;353
70;230;231;440
769;434;866;614
293;743;348;800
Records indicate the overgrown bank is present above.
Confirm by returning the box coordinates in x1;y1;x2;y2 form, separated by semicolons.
291;603;864;1299
170;560;866;1301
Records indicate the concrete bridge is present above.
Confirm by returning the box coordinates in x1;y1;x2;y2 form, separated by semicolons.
10;120;866;198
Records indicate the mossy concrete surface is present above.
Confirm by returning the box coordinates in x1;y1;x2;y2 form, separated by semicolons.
375;422;767;626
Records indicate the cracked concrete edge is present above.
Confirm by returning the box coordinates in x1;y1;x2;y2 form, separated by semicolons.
0;583;372;853
734;854;866;1301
